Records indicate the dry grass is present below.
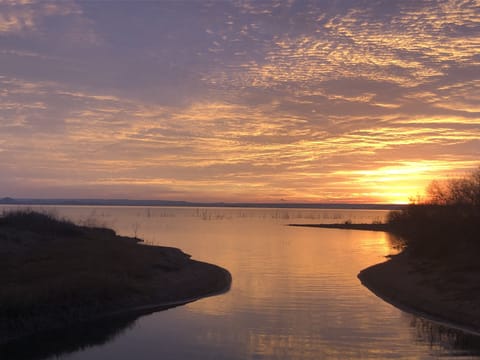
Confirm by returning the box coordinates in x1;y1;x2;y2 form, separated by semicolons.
0;210;190;337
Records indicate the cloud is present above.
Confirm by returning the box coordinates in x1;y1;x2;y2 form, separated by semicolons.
1;66;479;201
0;1;479;202
0;0;81;34
203;0;479;95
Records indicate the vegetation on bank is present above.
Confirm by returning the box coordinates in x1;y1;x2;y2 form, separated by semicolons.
292;166;480;335
386;167;480;257
291;167;480;260
357;167;480;335
0;210;182;322
0;210;230;343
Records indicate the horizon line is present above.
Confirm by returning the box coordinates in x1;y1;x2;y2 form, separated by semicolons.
0;197;405;209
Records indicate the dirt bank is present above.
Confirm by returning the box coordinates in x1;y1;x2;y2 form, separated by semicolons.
0;210;232;345
358;251;480;335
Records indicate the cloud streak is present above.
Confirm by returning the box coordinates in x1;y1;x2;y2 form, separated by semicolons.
0;0;479;203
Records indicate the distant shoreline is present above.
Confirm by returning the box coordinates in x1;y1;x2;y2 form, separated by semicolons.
289;223;390;231
291;222;480;336
0;197;405;210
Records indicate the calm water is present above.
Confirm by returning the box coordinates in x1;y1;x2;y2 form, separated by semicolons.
2;206;480;360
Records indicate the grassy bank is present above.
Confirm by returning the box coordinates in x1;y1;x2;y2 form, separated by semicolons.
361;167;480;333
292;167;480;333
296;167;480;261
0;210;231;344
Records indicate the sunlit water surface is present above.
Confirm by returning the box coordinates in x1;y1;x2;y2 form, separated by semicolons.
2;206;480;360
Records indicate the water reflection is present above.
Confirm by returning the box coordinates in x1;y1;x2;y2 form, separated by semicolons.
0;303;194;360
408;316;480;357
2;206;480;359
0;313;138;360
4;310;480;360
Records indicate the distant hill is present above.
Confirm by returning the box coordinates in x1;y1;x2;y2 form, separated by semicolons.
0;197;15;204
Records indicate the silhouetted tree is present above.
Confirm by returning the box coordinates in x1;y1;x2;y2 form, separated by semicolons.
387;166;480;257
427;167;480;207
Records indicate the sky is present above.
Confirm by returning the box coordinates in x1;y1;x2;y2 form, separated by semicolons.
0;0;479;204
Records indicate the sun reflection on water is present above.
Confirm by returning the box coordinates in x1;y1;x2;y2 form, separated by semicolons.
2;205;479;359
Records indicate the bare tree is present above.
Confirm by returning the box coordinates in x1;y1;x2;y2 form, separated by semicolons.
426;167;480;207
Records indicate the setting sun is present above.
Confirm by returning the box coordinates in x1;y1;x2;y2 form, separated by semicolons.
0;1;478;203
1;2;480;358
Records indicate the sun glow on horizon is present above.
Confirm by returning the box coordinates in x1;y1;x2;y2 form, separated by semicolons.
330;161;473;205
0;1;478;202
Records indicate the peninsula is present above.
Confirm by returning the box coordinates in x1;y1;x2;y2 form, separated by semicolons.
292;167;480;335
0;210;232;345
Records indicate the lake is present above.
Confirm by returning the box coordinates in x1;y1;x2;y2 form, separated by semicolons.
2;206;480;359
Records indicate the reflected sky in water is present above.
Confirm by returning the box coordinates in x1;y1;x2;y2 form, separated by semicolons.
2;206;480;359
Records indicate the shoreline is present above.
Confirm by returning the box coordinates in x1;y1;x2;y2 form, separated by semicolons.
288;223;390;232
291;222;480;337
0;211;232;345
358;252;480;336
1;256;232;345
